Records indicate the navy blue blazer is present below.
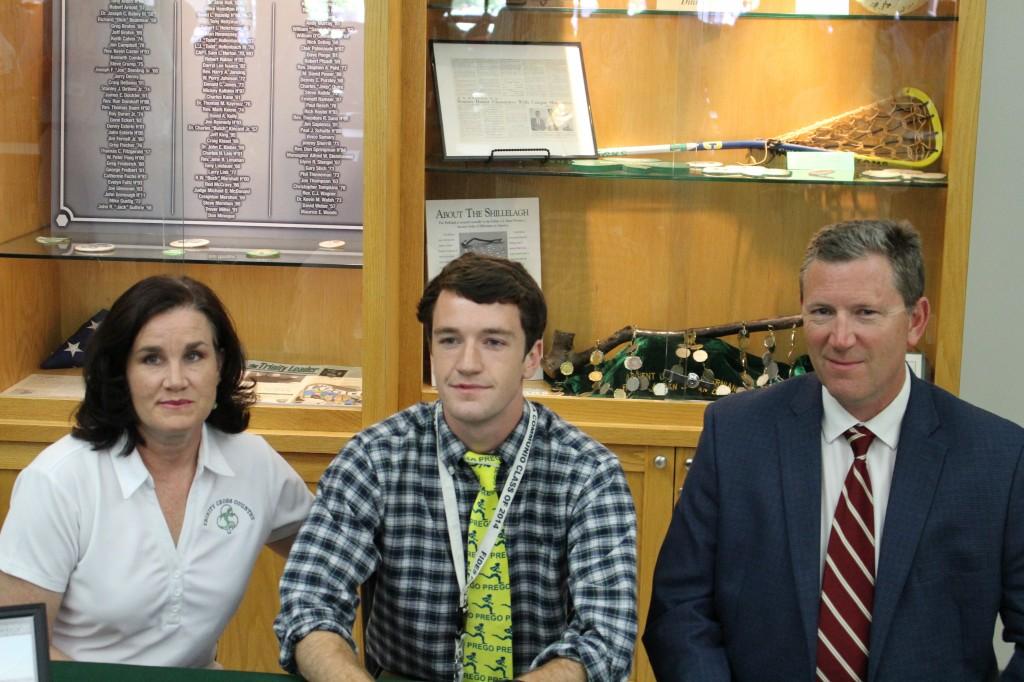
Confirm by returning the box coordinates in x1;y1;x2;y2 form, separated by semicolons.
644;373;1024;681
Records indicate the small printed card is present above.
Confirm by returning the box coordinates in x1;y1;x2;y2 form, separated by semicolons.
795;0;849;15
787;151;856;181
656;0;759;11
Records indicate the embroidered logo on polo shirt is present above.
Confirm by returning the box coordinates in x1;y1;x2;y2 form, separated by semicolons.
217;505;239;533
202;497;255;535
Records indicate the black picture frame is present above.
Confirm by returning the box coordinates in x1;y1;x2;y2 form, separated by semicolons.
0;603;50;682
430;40;598;160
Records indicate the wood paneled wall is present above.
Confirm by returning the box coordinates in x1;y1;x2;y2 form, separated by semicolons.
54;261;363;366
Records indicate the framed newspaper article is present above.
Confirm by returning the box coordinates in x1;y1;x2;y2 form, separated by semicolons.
430;41;597;160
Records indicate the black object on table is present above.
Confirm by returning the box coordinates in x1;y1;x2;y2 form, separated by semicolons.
52;661;298;681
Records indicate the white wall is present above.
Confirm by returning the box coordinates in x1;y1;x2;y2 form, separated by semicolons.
960;4;1024;425
958;2;1024;670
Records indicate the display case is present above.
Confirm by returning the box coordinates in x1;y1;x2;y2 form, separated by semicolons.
0;0;985;676
399;1;983;679
0;0;405;672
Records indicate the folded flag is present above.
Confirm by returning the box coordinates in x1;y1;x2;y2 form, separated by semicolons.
40;309;109;369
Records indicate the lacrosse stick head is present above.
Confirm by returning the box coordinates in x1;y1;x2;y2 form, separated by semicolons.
780;87;943;168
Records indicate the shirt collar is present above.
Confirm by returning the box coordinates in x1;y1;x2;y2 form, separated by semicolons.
110;437;151;499
435;401;531;468
109;424;234;499
821;363;911;450
197;424;235;477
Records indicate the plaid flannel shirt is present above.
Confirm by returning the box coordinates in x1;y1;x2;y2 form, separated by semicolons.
275;400;637;680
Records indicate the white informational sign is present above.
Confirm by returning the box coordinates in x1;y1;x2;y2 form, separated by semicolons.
426;198;542;286
425;197;543;381
795;0;850;14
655;0;764;12
787;151;856;181
906;352;927;379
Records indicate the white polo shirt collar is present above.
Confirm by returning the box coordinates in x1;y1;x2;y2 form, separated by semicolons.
109;425;236;500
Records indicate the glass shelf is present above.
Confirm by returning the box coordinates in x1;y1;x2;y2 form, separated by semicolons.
426;158;948;187
0;229;364;268
427;1;958;21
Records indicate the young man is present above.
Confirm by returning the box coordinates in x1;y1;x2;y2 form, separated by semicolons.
275;253;637;681
645;219;1024;681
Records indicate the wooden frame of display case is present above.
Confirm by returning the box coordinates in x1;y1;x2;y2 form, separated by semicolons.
0;0;407;672
401;2;983;415
395;3;985;681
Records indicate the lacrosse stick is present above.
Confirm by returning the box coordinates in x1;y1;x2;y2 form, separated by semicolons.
598;87;942;169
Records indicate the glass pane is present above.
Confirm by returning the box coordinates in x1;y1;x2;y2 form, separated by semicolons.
424;1;956;400
0;0;366;413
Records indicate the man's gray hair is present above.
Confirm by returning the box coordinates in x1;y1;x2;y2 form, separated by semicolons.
799;219;925;308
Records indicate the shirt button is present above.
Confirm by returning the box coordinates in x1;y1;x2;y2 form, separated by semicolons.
173;571;182;579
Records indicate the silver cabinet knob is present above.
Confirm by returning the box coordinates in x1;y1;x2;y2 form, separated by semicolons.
654;455;668;469
685;457;694;469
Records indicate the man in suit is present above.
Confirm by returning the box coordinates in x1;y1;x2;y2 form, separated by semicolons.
644;219;1024;681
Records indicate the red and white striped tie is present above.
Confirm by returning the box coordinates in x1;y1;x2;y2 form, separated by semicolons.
816;425;877;682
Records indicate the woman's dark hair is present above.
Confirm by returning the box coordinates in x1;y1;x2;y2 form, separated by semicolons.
72;275;254;455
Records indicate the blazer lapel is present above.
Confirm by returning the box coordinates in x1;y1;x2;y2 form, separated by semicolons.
868;378;947;680
779;376;827;668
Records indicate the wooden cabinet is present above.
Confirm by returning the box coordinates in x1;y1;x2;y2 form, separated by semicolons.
614;444;678;682
210;443;701;678
213;443;691;677
0;0;391;671
215;546;288;672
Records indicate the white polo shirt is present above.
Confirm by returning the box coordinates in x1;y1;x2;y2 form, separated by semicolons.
0;425;313;667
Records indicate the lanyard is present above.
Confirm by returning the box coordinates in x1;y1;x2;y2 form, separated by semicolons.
435;401;536;680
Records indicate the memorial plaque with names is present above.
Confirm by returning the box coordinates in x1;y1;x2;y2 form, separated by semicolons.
52;0;365;259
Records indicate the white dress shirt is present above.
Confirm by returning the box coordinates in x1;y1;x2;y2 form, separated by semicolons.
0;425;313;667
819;365;912;581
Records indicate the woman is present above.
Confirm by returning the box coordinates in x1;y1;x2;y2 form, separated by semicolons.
0;275;313;667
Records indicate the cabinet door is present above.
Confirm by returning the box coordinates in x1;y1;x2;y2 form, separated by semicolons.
676;446;696;506
217;467;369;674
219;446;676;678
0;465;20;529
0;444;40;530
610;444;676;682
216;548;288;672
217;544;369;673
